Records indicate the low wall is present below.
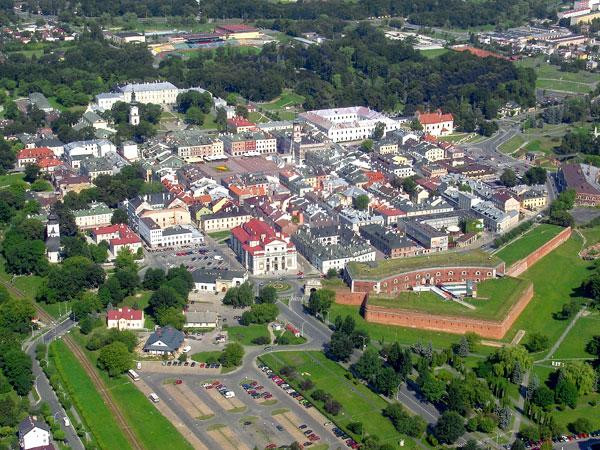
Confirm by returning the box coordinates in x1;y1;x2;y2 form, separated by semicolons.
363;282;534;339
505;227;572;277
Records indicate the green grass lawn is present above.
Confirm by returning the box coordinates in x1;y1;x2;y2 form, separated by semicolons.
199;112;218;130
276;330;307;345
260;351;417;448
227;324;270;345
495;224;565;266
419;48;449;58
536;78;593;94
330;303;463;349
552;314;600;359
347;249;501;280
69;331;193;450
499;135;526;154
368;277;530;320
191;351;222;362
260;90;304;111
207;230;231;242
0;173;25;187
320;277;348;290
502;234;591;343
50;340;133;450
552;392;600;431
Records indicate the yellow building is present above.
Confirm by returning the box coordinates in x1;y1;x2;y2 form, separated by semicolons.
521;191;547;210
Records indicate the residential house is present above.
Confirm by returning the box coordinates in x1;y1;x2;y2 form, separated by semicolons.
18;417;52;450
143;326;185;355
107;307;144;330
200;205;252;232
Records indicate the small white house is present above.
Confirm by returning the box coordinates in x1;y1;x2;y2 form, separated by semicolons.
19;417;51;450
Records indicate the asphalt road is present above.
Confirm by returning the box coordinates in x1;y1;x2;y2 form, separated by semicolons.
26;318;84;450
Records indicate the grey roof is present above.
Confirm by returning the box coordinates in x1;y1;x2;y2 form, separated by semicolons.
140;217;160;230
192;268;245;284
28;92;52;111
19;417;49;438
36;138;64;148
143;326;184;352
185;310;218;324
83;110;104;123
119;81;177;93
162;225;192;236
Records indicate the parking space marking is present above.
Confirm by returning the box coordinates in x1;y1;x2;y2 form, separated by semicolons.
204;387;246;412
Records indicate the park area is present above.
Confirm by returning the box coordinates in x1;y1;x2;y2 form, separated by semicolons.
227;324;270;345
517;56;600;94
259;351;417;448
495;224;565;266
368;276;531;321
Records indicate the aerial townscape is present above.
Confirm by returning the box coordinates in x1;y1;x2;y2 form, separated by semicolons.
3;1;600;450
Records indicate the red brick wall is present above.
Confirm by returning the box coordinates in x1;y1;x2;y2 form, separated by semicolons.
352;264;504;294
505;227;572;277
363;282;533;339
334;290;366;306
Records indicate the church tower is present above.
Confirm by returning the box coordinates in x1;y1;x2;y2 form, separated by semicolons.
47;213;60;238
129;105;140;126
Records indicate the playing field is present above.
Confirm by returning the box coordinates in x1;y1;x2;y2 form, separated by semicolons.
495;224;565;266
517;57;600;93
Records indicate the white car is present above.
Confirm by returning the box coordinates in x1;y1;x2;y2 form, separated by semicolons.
182;345;191;353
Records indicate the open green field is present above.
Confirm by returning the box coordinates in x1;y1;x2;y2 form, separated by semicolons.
347;249;502;280
552;314;600;359
260;90;304;111
552;392;600;431
517;57;600;93
369;277;530;321
502;234;591;343
191;351;222;362
419;48;449;58
495;224;565;266
276;330;307;345
227;324;270;345
50;340;132;450
0;173;25;187
536;78;592;94
260;351;417;448
499;135;526;154
69;331;194;450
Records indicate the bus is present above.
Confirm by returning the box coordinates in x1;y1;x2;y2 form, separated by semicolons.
128;369;140;381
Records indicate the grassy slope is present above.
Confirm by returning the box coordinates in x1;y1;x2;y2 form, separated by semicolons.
552;314;600;359
369;277;530;320
502;234;590;343
50;340;132;450
495;224;564;266
70;331;193;450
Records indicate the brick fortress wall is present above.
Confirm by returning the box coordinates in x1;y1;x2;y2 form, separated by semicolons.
505;227;572;277
364;282;533;339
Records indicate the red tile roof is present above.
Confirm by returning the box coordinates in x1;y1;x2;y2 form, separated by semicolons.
417;110;454;125
17;147;54;160
216;24;258;34
231;219;295;255
37;157;62;168
227;116;256;128
107;307;143;321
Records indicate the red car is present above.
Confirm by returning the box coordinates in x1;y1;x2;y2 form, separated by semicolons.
265;444;277;449
175;379;183;385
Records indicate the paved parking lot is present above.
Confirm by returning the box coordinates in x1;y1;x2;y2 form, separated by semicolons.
137;361;341;450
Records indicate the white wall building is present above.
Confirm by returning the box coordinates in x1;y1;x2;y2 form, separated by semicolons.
299;106;401;143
